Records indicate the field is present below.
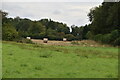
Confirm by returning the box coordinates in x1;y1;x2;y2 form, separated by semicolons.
2;41;118;78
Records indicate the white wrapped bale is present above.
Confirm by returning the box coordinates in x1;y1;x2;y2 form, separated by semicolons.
26;37;31;39
63;38;67;42
43;38;48;43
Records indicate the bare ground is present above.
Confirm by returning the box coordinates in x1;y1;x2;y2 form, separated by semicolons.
31;39;112;47
31;39;72;46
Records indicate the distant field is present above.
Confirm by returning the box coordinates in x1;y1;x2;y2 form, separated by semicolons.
2;41;118;78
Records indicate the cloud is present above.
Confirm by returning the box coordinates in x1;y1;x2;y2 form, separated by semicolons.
2;2;102;27
3;0;103;2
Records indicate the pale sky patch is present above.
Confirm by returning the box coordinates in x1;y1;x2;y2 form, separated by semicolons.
2;2;102;27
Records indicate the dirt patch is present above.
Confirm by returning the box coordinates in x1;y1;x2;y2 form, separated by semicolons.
31;39;112;47
31;39;72;46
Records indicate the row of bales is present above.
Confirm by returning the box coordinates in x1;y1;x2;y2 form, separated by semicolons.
26;37;67;43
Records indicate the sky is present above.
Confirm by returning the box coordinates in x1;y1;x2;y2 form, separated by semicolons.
2;0;103;27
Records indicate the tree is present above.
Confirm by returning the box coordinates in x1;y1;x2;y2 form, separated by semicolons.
86;31;94;40
87;2;118;35
1;10;8;25
2;23;18;41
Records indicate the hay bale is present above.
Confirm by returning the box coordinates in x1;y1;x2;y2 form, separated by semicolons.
26;37;31;39
43;38;48;43
63;38;67;42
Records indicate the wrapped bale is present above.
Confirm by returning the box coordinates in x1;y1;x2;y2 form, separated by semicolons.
43;38;48;43
63;38;67;42
26;37;31;39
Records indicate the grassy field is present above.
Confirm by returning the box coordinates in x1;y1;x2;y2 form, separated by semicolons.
0;42;2;79
2;41;118;78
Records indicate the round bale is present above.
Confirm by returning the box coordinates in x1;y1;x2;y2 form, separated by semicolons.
43;38;48;43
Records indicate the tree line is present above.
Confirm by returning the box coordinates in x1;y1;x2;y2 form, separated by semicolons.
1;2;120;46
87;2;120;46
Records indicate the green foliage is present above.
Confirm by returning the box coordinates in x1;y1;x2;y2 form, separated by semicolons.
86;31;94;39
16;19;32;31
0;10;8;25
2;24;18;41
14;38;33;44
21;38;33;44
101;34;111;44
92;30;120;46
1;11;71;40
110;30;119;41
18;31;29;38
114;37;120;46
46;28;57;40
29;22;45;34
65;34;76;41
87;2;120;46
87;3;118;34
56;32;65;40
93;34;103;42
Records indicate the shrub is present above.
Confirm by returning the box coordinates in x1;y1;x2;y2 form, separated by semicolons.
110;30;119;41
65;34;76;41
47;34;57;40
86;31;94;39
101;34;111;44
113;37;120;46
2;24;19;41
18;31;29;38
16;38;33;44
22;38;33;44
93;34;103;42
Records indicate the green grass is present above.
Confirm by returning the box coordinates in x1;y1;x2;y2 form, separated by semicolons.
2;41;118;78
0;41;2;79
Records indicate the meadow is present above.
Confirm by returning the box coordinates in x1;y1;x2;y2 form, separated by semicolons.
2;41;118;78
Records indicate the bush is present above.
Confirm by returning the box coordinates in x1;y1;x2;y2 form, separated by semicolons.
22;39;33;43
90;30;120;46
93;34;103;42
109;30;119;45
101;34;111;44
16;38;33;44
65;34;76;41
2;24;19;41
18;31;29;38
47;34;57;40
110;30;119;41
86;31;94;39
113;37;120;46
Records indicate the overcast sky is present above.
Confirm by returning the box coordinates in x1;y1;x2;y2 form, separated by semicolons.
2;0;103;27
